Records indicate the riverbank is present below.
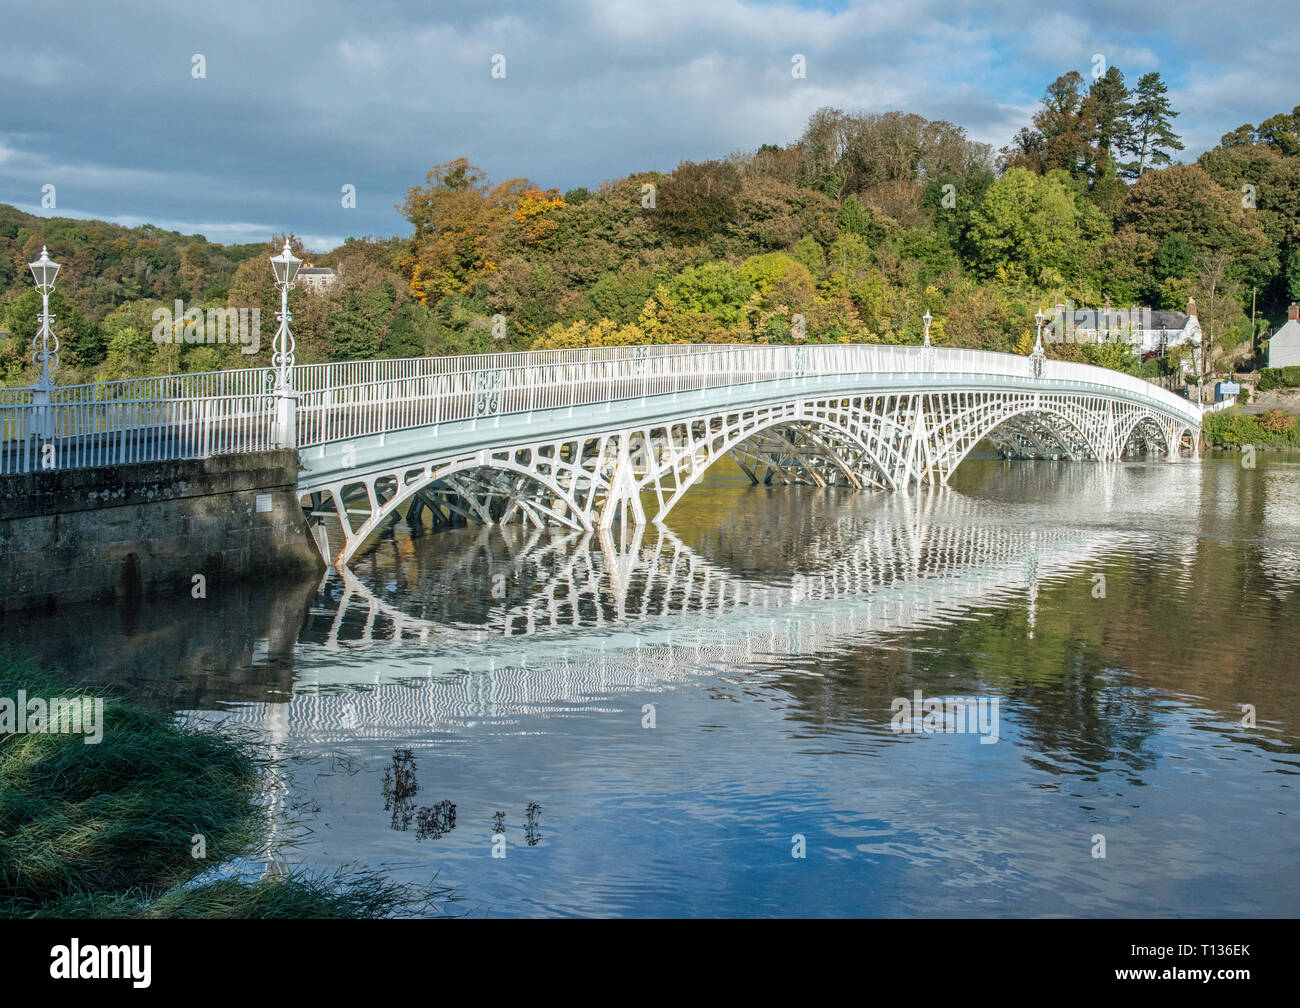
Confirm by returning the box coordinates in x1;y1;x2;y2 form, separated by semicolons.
1201;407;1300;449
0;661;450;918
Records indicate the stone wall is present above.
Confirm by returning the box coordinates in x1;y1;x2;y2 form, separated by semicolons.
0;451;324;613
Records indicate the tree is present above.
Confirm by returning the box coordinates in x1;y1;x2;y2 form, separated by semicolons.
664;262;754;327
1001;126;1047;174
1002;72;1098;181
1192;249;1244;391
101;300;178;380
836;194;884;245
1121;72;1184;179
179;241;210;301
1199;119;1300;320
400;159;530;302
1155;233;1196;282
1260;408;1297;436
1121;165;1270;282
966;168;1108;284
792;235;825;277
653;160;742;245
1;287;103;379
586;269;658;325
1087;67;1133;160
1285;245;1300;303
1036;72;1097;178
796;107;850;198
1219;123;1257;148
1255;108;1300;157
1088;225;1158;304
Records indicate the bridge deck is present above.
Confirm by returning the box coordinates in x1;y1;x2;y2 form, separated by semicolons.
1;343;1201;480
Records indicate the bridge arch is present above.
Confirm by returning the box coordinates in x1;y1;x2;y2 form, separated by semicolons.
1117;413;1171;456
941;399;1108;477
632;404;900;525
308;454;596;566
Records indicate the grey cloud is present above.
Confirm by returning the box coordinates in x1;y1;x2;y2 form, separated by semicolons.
0;0;1293;251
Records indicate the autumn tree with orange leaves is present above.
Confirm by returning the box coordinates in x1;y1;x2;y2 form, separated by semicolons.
399;158;533;303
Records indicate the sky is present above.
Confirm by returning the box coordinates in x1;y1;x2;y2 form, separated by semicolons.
0;0;1294;252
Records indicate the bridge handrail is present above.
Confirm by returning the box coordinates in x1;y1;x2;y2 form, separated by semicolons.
0;391;276;475
2;343;1203;475
292;343;1202;448
24;341;1199;421
36;344;724;404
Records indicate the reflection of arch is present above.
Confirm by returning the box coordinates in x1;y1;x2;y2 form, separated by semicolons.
301;494;1122;666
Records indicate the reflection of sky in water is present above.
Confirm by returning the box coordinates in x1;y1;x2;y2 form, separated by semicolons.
209;650;1296;917
194;457;1300;917
5;454;1299;916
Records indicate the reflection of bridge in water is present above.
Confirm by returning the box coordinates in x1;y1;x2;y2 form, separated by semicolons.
213;471;1201;742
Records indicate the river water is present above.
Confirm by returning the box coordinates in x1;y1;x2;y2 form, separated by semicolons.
4;452;1299;917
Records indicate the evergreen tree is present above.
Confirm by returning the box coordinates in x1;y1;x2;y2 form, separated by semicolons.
836;194;884;245
1087;67;1133;161
1121;72;1184;179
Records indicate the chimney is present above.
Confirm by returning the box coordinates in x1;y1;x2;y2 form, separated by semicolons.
1187;297;1198;319
1289;303;1299;322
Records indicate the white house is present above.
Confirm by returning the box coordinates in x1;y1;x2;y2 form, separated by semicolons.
1268;304;1300;368
297;265;338;293
1048;298;1200;362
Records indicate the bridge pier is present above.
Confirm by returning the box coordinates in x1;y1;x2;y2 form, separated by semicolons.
1;450;323;612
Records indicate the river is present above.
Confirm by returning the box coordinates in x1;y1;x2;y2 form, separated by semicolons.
3;451;1298;917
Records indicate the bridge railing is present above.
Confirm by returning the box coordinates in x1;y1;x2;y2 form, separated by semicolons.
22;340;1198;416
36;345;717;405
294;342;1202;447
1;342;1203;474
0;392;277;475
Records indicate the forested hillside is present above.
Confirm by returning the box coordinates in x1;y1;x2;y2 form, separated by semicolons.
2;67;1297;387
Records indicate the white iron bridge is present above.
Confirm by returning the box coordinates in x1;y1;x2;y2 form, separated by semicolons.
0;343;1203;567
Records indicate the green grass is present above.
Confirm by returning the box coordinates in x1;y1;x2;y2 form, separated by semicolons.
31;867;450;919
0;662;452;918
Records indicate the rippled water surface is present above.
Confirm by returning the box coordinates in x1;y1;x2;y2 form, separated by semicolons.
5;453;1300;917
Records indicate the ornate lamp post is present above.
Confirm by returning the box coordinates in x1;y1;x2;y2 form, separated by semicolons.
922;310;932;348
269;239;302;448
28;246;60;439
1032;309;1047;378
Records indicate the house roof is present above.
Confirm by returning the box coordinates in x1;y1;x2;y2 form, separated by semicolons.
299;267;336;276
1271;319;1300;346
1149;311;1189;330
1055;308;1188;330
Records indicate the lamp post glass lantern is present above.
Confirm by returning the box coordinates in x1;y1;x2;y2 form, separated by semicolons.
270;239;301;447
29;245;59;291
28;246;61;388
271;240;302;287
